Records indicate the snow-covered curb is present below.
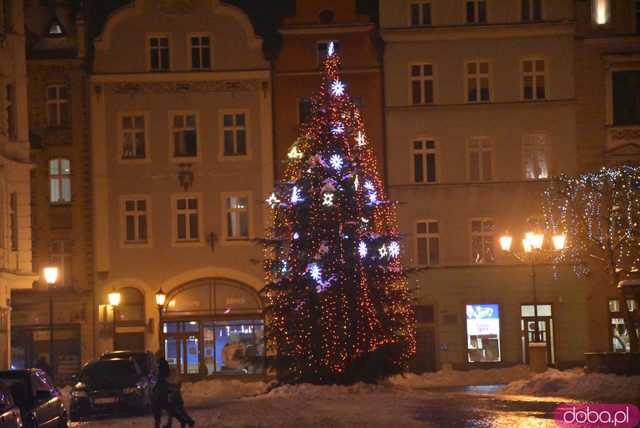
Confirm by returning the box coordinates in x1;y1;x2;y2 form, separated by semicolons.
499;368;640;403
388;365;534;389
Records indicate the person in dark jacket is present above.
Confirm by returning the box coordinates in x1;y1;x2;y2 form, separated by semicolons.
152;357;194;428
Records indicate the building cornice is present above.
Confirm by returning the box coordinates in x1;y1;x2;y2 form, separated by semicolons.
386;98;576;112
280;22;375;35
276;67;381;77
91;69;270;83
381;21;574;42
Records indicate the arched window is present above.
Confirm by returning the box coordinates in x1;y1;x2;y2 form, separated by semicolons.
117;287;145;323
49;158;71;204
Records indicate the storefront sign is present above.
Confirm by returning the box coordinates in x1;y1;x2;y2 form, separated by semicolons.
466;304;501;363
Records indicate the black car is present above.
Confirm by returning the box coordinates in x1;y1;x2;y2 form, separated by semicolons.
69;358;150;419
0;381;22;428
100;350;157;380
0;369;67;428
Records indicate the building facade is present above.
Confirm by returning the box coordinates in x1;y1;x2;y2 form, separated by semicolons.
380;0;590;371
13;1;94;382
0;0;37;370
90;0;272;378
274;0;385;179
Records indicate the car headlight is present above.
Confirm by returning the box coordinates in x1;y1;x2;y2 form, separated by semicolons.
122;387;139;395
72;390;88;398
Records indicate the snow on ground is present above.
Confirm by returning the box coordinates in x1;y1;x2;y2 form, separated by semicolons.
388;364;534;389
499;368;640;403
181;378;267;406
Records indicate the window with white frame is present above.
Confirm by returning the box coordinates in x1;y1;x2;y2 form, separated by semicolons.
410;64;434;105
123;198;149;244
466;0;487;24
190;35;211;70
470;218;495;264
410;2;432;26
49;158;71;204
413;139;437;183
5;84;16;140
121;114;146;159
172;113;198;158
9;192;17;251
222;112;247;156
467;138;493;181
522;59;546;100
49;240;71;286
521;0;542;21
523;134;549;179
466;61;490;102
317;40;340;64
416;220;439;266
46;85;69;127
149;36;170;71
175;196;200;242
225;194;250;239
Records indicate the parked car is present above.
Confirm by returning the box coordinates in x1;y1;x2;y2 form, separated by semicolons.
0;369;67;428
100;350;157;380
0;381;22;428
69;358;150;420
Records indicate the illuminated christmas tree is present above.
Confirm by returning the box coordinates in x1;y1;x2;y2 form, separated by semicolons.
262;43;416;385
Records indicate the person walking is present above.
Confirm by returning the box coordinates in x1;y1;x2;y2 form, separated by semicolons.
152;356;194;428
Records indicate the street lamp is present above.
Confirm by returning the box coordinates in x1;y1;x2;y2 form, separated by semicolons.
108;289;121;350
155;289;167;351
500;230;566;344
43;266;58;376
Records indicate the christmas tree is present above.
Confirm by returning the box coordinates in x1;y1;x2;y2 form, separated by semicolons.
263;43;416;385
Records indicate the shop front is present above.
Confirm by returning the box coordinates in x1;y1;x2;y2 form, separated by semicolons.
160;278;264;379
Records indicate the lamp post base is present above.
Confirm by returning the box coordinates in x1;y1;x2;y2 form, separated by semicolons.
528;342;548;373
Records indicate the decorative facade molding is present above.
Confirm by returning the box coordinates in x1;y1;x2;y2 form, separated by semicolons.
108;79;263;95
157;0;194;14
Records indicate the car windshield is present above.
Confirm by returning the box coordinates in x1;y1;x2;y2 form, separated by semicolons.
80;360;139;387
103;353;149;375
0;375;29;407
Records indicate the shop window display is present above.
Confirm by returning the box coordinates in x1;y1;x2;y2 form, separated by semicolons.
466;304;501;363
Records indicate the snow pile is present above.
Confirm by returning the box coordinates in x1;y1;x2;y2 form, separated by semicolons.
499;368;640;403
389;365;534;388
262;382;385;399
180;378;267;405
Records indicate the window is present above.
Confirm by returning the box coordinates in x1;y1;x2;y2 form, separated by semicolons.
190;35;211;70
1;0;12;33
171;113;198;158
471;218;495;264
410;64;434;105
123;198;149;244
467;138;493;181
149;36;170;71
466;61;490;102
317;41;340;63
121;114;147;159
416;220;439;266
225;194;250;240
608;298;639;352
612;71;640;125
413;139;437;183
466;304;501;362
298;97;312;125
522;59;546;100
466;0;487;24
49;158;71;204
523;134;548;179
117;287;145;322
9;192;16;251
5;84;16;140
175;196;200;242
592;0;610;25
49;240;71;286
222;112;247;157
46;85;69;127
636;0;640;34
410;2;432;26
521;0;542;21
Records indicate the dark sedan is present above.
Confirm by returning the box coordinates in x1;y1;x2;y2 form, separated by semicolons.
69;358;150;420
0;369;67;428
0;381;22;428
100;350;157;380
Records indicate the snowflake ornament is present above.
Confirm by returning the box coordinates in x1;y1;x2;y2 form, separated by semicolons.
293;232;300;240
327;41;336;57
354;175;359;190
388;242;400;258
266;193;280;208
288;145;304;159
364;180;375;191
329;154;343;170
331;123;345;135
331;80;346;97
291;186;302;204
308;264;322;282
358;241;368;258
323;193;335;207
356;131;366;147
368;191;378;204
378;244;388;258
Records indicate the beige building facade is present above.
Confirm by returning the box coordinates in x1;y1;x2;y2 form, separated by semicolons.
91;0;272;378
0;0;37;370
380;0;592;370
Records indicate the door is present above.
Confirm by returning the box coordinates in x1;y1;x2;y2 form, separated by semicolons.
522;317;554;364
410;328;436;373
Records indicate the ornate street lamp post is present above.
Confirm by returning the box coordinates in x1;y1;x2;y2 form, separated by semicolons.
108;289;121;350
43;267;58;376
155;289;167;351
